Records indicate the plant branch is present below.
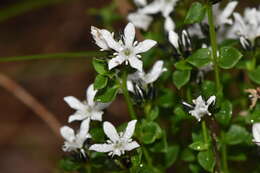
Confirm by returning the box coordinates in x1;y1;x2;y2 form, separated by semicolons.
121;71;137;120
0;73;61;137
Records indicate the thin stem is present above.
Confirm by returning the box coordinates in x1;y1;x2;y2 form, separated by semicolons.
121;70;137;119
142;146;152;167
0;51;105;62
114;159;126;170
202;121;208;144
207;3;221;93
221;131;229;173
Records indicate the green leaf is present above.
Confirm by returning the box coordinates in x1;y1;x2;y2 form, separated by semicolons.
173;70;191;89
92;58;108;75
140;121;162;144
189;164;201;173
157;88;176;108
215;100;232;126
248;66;260;84
197;150;216;172
228;153;247;161
181;149;195;162
201;80;216;98
187;48;211;68
147;106;159;121
184;2;206;24
219;47;243;69
59;157;81;171
89;127;105;142
224;125;250;145
189;141;209;151
95;82;119;103
94;75;108;90
175;60;192;70
165;145;180;168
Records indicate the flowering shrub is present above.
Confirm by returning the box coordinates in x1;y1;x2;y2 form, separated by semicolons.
59;0;260;172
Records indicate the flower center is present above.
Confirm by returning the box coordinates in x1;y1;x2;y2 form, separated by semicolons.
114;140;124;149
123;48;132;57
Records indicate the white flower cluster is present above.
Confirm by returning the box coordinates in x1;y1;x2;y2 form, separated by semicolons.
60;23;167;157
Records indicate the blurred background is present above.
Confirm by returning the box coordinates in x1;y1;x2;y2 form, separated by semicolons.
0;0;259;173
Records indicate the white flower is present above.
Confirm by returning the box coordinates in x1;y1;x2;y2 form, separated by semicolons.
91;26;110;51
137;0;179;32
134;0;147;7
64;84;110;123
127;60;167;92
89;120;140;157
214;1;238;26
183;95;216;121
252;123;260;146
60;118;91;156
140;0;179;18
168;30;192;54
99;23;156;72
231;7;260;43
128;12;153;31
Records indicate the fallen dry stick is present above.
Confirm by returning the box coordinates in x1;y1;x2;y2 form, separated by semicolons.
0;73;61;137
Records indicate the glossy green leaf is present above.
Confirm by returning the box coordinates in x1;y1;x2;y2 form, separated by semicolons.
92;58;108;75
181;149;196;162
215;100;232;126
140;121;162;144
187;48;211;68
189;141;209;151
94;74;108;90
219;47;243;69
95;83;119;103
165;145;180;168
197;150;216;172
224;125;250;145
173;70;191;89
184;2;206;24
248;66;260;84
175;60;192;70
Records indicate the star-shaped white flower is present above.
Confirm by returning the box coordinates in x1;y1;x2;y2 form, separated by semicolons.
231;7;260;44
64;84;110;123
252;123;260;146
60;118;91;156
127;60;167;93
96;23;157;72
89;120;140;157
91;26;110;51
183;95;216;121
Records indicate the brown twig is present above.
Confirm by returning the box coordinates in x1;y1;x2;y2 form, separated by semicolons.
0;73;61;137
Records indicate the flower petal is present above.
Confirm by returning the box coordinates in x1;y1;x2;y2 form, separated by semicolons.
108;55;125;70
139;1;161;14
86;84;97;107
89;144;114;153
168;30;179;49
253;123;260;145
124;141;140;151
68;113;86;123
91;26;110;51
78;118;91;140
133;0;147;6
90;110;103;121
134;40;157;54
128;12;153;31
124;23;136;47
218;1;238;25
206;95;216;106
128;56;143;72
123;120;137;139
103;121;120;142
64;96;85;110
164;17;175;32
101;29;122;52
60;126;75;142
144;60;166;84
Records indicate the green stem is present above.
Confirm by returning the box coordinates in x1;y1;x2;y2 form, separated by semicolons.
202;121;208;144
207;3;221;93
0;51;106;62
121;70;137;120
87;164;92;173
142;146;152;167
114;159;126;170
221;131;229;173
